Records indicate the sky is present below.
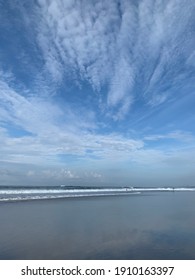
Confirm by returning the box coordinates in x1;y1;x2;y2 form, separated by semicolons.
0;0;195;187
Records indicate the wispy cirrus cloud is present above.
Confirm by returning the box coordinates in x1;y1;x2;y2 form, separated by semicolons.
0;74;144;166
1;0;194;120
144;131;195;143
27;0;194;119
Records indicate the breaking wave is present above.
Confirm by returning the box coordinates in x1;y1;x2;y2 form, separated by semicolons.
0;186;194;202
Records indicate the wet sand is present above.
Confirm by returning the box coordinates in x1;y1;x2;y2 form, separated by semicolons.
0;192;195;259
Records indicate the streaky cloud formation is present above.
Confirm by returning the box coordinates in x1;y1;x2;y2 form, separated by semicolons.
0;0;195;186
35;0;195;117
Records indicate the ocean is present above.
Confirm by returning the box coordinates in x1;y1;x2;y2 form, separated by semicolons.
0;186;195;259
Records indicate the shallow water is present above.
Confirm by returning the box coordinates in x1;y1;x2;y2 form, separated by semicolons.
0;192;195;259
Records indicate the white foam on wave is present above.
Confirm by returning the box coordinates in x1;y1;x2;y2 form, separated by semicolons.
0;188;129;195
1;187;194;196
0;191;141;202
0;187;194;203
131;187;195;192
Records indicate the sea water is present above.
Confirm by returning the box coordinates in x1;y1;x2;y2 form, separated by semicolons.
0;186;141;202
0;187;195;259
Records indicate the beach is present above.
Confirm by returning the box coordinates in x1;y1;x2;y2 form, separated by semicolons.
0;191;195;260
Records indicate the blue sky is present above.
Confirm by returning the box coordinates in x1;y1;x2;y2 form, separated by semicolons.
0;0;195;186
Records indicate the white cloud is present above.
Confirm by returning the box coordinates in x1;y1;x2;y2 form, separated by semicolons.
3;0;193;119
144;130;195;143
0;1;195;186
0;79;60;133
0;73;144;169
27;170;35;176
41;169;103;181
31;0;194;118
42;168;78;180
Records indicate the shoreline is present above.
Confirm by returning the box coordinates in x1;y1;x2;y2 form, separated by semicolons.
0;191;141;204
